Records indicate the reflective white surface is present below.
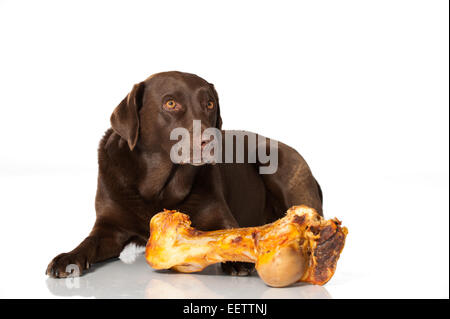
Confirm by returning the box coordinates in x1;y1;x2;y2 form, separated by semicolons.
45;256;332;299
0;172;448;299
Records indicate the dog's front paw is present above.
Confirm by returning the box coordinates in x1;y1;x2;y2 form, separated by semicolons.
46;252;90;278
221;261;255;276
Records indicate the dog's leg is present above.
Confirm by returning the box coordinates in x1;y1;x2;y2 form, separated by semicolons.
46;220;131;278
216;209;255;276
258;141;323;217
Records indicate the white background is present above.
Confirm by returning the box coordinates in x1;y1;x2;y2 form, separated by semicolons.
0;0;448;298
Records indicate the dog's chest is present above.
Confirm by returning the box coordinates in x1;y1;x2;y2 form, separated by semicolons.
138;164;197;206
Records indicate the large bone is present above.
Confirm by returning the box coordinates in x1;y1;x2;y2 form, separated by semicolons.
145;205;348;287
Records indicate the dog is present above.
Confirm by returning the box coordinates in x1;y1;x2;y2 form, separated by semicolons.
46;71;323;278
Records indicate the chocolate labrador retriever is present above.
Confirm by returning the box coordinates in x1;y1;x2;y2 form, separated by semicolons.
46;71;322;278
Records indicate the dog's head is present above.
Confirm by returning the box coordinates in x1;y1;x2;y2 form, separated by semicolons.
110;71;222;164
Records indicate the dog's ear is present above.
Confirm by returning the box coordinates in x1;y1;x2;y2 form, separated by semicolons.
110;82;146;150
209;83;222;129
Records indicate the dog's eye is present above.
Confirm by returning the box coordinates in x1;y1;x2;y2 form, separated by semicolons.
165;100;176;109
207;101;214;109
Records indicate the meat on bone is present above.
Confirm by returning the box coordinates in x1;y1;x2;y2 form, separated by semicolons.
145;205;348;287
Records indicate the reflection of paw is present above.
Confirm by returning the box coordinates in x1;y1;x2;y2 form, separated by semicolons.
221;262;255;276
46;252;89;278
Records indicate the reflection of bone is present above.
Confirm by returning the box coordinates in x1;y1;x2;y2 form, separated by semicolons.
145;276;224;299
145;279;192;299
262;283;332;299
145;269;332;299
145;205;348;287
